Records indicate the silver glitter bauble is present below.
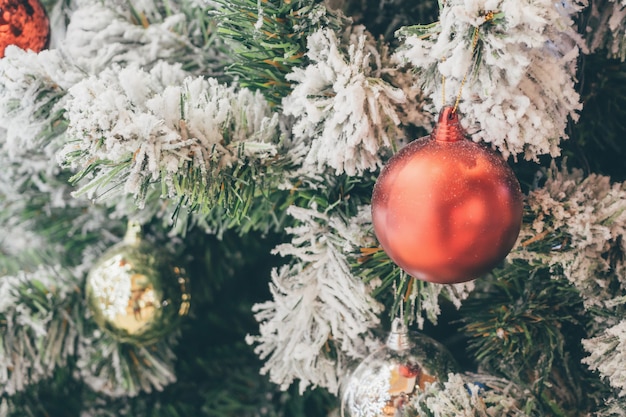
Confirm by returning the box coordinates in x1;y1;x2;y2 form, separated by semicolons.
341;319;458;417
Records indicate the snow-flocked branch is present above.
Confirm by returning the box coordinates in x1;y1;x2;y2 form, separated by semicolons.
396;0;585;160
583;320;626;397
76;329;181;397
246;204;383;394
511;163;626;310
59;62;281;210
585;0;626;61
283;25;431;176
0;266;80;395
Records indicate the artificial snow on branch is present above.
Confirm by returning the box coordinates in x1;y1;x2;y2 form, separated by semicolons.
76;330;180;397
409;373;537;416
406;278;474;329
59;62;281;210
246;204;383;394
582;319;626;397
283;25;430;176
0;47;79;162
511;163;626;310
396;0;585;160
62;1;225;77
585;0;626;61
0;266;79;395
593;397;626;417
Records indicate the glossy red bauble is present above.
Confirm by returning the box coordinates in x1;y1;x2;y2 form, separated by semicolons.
0;0;50;58
371;107;523;284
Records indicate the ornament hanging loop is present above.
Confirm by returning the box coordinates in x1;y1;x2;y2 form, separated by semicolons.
123;220;143;245
387;317;412;351
389;271;412;351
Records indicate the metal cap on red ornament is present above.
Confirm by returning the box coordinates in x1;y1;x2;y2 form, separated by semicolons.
371;106;523;284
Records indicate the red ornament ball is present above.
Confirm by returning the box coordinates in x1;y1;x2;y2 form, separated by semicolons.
0;0;50;58
371;107;523;284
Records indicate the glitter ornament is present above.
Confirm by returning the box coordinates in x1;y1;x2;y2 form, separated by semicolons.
371;106;523;284
0;0;50;58
341;319;458;417
86;221;191;346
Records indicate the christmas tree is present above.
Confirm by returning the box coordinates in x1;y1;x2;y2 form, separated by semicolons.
1;0;626;415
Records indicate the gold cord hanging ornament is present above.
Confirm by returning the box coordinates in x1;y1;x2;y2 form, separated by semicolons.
444;11;496;113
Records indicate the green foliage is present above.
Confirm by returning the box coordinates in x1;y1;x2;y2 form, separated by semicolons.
183;168;377;238
126;0;230;77
283;171;376;216
170;154;283;231
212;0;346;106
0;175;123;268
0;266;82;404
356;241;472;327
5;0;626;414
460;263;599;416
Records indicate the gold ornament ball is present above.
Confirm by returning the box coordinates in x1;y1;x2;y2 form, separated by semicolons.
86;222;190;346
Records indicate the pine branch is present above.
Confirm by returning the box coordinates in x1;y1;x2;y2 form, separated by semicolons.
395;1;584;160
61;0;228;78
60;66;286;229
282;25;428;177
356;245;474;329
170;154;282;227
584;0;626;62
76;328;181;398
408;373;543;417
0;48;73;158
460;262;596;415
510;162;626;312
594;396;626;417
0;266;81;397
247;201;383;394
190;169;378;237
0;171;123;271
211;0;347;106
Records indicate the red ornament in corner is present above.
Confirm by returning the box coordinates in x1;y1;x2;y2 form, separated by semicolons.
371;106;523;284
0;0;50;58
